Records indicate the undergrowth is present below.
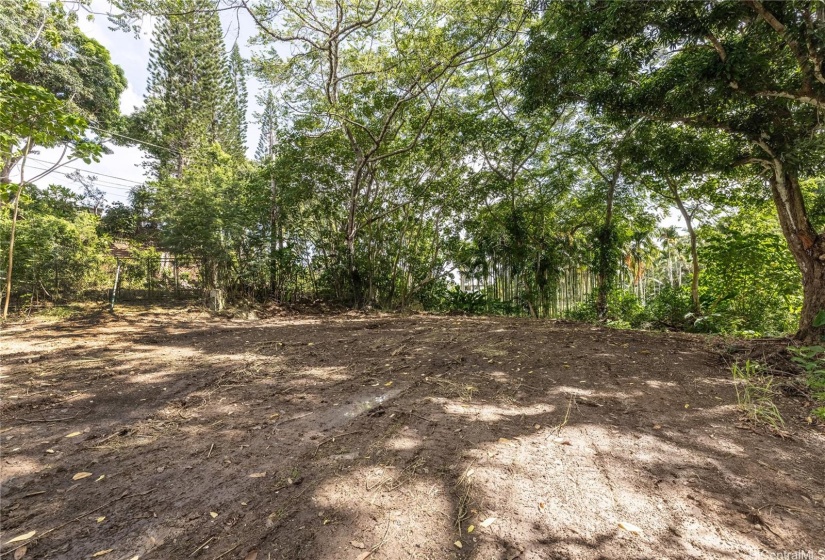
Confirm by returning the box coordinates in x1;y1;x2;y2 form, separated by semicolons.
788;345;825;421
731;360;785;429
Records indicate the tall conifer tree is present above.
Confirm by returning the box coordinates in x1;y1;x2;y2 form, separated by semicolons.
224;42;248;158
139;0;237;177
255;91;277;162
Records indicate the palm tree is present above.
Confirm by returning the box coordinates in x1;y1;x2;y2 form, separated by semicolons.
657;225;680;287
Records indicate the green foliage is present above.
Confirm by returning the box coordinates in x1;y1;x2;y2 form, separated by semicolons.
443;287;487;315
0;0;126;162
150;144;266;290
133;0;244;176
0;45;100;165
7;0;822;349
644;285;694;329
788;346;825;402
99;202;137;238
700;209;801;335
567;289;648;329
1;184;113;303
522;0;825;339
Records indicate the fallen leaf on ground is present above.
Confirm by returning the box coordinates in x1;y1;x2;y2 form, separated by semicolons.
45;449;55;454
498;438;510;443
13;546;27;559
91;549;113;557
65;431;82;438
350;541;366;549
356;552;373;560
480;517;497;528
72;472;92;480
454;540;462;549
248;472;266;478
210;512;218;518
95;475;105;482
96;517;105;523
5;531;35;544
538;502;545;511
384;381;393;386
244;550;258;560
467;525;475;533
618;521;643;534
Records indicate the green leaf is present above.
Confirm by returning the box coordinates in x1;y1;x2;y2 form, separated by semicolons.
813;311;825;328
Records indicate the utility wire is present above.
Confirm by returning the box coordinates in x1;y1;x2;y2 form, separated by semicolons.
24;164;140;192
26;157;146;187
87;124;179;155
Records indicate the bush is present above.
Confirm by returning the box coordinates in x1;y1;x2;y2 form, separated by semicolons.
566;289;648;328
441;286;486;314
644;285;694;329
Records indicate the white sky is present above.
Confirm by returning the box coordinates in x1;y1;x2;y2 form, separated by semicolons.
27;2;266;206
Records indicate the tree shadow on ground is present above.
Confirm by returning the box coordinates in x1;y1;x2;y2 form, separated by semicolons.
1;308;823;559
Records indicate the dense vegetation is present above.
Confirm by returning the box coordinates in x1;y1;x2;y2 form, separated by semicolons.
3;0;825;341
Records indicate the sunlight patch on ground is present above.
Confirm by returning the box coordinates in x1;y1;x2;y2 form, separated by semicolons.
293;366;351;382
1;456;44;484
433;398;556;421
384;433;423;451
463;424;783;559
310;468;454;558
547;385;646;400
645;379;679;389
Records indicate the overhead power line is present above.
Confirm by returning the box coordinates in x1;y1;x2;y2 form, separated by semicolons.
26;157;146;187
24;164;140;192
87;124;179;155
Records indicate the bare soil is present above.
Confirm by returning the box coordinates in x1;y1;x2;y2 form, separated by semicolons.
1;306;824;560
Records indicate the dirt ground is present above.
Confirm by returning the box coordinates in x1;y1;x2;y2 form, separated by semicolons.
1;306;824;560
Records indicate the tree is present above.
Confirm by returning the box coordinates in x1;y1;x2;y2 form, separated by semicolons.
623;123;747;315
523;0;825;340
0;0;126;183
135;0;240;177
451;40;574;316
566;119;641;319
254;90;282;292
225;42;248;158
1;41;114;317
1;183;112;306
1;0;125;317
255;91;277;162
152;144;263;290
249;0;524;305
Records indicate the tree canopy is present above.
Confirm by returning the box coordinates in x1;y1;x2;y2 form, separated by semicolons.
3;0;825;342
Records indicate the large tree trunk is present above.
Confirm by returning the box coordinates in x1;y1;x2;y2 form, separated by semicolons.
767;164;825;342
